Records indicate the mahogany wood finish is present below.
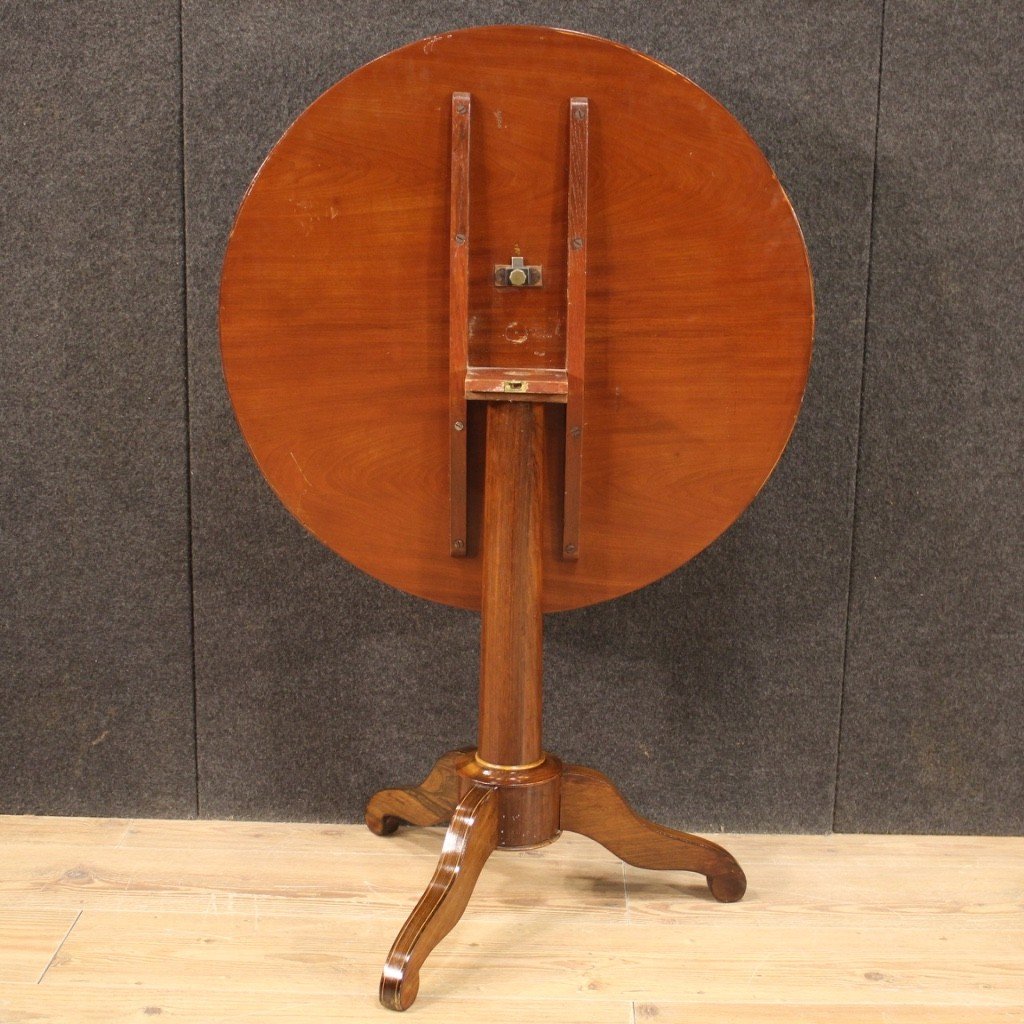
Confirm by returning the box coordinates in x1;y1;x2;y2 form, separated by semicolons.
364;747;471;836
219;25;814;612
448;92;471;557
561;762;747;902
465;365;568;401
222;24;812;1014
562;96;589;560
379;785;499;1012
458;755;562;849
478;402;544;769
367;394;745;1009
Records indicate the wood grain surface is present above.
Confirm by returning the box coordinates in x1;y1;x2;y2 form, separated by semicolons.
364;747;471;836
560;761;746;902
477;402;545;767
220;26;814;611
379;786;499;1010
3;815;1021;1022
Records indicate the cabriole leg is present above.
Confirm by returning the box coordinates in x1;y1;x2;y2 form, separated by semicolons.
379;785;500;1010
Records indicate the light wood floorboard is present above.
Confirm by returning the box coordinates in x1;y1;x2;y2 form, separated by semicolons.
0;908;82;984
0;814;1021;1022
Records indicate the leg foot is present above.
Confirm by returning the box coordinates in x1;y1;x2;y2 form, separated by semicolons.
379;785;499;1010
560;763;746;902
365;748;473;836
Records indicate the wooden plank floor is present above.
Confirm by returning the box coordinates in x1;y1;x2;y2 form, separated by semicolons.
0;815;1021;1022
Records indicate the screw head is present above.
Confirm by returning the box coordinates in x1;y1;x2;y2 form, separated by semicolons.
573;107;586;121
453;539;465;552
454;233;466;245
456;103;468;114
454;420;465;431
570;426;582;439
564;543;577;555
571;237;584;250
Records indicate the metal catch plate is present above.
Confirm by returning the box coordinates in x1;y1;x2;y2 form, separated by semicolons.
494;255;543;288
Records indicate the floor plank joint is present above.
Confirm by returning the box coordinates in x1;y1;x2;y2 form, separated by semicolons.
35;909;83;986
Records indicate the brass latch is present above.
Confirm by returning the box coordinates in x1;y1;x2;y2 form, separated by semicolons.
494;255;542;288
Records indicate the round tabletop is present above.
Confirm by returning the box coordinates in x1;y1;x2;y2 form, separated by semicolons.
219;26;814;612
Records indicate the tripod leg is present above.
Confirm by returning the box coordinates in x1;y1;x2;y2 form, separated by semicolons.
365;748;473;835
380;785;499;1011
560;762;746;902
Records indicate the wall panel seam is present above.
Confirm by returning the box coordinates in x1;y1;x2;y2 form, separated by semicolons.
177;0;201;819
832;0;888;832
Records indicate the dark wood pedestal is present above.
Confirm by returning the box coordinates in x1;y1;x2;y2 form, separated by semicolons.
366;403;746;1011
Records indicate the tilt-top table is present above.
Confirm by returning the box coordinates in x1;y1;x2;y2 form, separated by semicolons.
219;25;814;1011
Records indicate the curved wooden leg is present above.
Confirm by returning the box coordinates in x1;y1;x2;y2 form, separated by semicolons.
560;763;746;903
365;748;473;836
380;785;499;1011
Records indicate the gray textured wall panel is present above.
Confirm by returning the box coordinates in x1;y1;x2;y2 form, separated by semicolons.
0;2;195;815
835;2;1024;833
185;2;880;829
